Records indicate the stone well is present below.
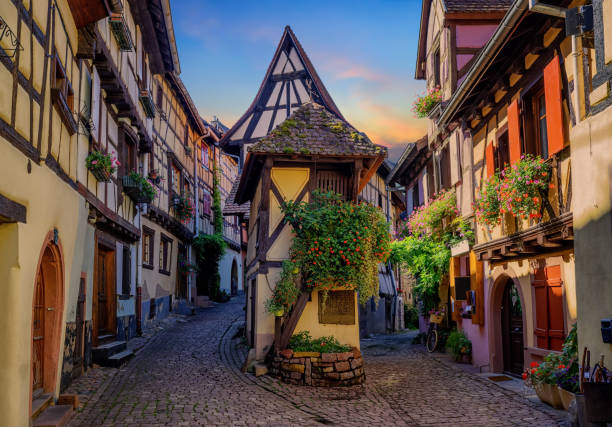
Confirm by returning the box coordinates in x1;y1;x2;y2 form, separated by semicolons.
270;347;365;386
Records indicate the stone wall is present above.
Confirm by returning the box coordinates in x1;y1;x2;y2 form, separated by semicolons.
270;348;365;386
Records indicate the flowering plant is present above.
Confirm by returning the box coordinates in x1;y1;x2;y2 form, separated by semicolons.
265;190;391;311
474;174;502;226
172;192;194;223
123;171;157;203
474;155;552;226
391;189;474;314
86;151;119;181
499;155;551;220
412;87;442;118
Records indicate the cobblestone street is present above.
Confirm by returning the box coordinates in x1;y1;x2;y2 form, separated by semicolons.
68;295;565;426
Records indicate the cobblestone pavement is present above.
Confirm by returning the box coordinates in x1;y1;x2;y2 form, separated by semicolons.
68;295;565;426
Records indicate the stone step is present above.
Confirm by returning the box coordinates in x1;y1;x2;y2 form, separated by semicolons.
253;362;268;377
32;393;53;419
33;405;73;427
105;349;134;368
92;340;127;364
97;334;114;342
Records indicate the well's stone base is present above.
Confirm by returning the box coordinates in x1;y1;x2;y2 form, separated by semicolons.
270;347;365;386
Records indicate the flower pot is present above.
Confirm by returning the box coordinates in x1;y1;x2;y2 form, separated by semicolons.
535;383;564;409
557;386;575;411
429;314;443;324
274;309;284;317
90;167;111;182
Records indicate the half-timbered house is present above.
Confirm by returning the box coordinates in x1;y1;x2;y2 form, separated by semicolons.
432;0;584;373
234;101;386;361
0;0;211;423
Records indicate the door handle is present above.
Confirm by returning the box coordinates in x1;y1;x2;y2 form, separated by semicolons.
513;327;521;332
47;307;55;311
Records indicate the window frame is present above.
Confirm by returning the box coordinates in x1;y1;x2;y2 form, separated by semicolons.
522;80;549;159
142;226;155;270
495;125;510;172
159;233;173;276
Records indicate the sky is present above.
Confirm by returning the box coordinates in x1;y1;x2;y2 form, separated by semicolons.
170;0;427;162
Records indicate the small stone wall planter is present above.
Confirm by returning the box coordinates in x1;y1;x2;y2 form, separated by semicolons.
535;383;564;409
271;347;365;387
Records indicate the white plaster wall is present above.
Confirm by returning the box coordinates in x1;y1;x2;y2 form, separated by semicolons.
219;248;243;295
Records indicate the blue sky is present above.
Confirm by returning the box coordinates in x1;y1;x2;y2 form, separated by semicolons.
171;0;427;161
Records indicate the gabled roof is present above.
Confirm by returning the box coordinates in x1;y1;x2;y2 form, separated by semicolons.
443;0;513;13
415;0;510;79
387;136;429;185
248;103;386;158
219;26;345;154
223;180;250;218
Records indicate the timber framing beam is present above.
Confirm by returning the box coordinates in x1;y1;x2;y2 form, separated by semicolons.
0;193;26;223
474;212;573;263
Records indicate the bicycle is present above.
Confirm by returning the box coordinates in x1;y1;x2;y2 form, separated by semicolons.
426;321;439;353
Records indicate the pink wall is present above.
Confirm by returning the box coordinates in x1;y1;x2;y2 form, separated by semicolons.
456;25;498;48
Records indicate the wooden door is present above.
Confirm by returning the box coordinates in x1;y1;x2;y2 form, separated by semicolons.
502;279;524;375
74;277;86;376
32;272;45;394
94;245;116;344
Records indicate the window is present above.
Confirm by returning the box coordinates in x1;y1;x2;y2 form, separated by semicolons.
122;246;131;295
53;55;74;112
184;124;190;146
433;49;440;88
523;82;549;159
495;129;510;172
201;145;209;169
159;234;172;275
142;226;154;269
439;145;451;190
124;135;137;173
51;53;77;135
156;83;163;110
171;163;181;195
533;265;565;351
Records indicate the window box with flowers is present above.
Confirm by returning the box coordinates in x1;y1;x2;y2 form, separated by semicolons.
86;151;119;182
171;192;194;224
412;87;442;118
475;155;552;227
122;171;156;204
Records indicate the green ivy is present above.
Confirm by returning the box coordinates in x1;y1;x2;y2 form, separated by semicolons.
193;232;226;301
212;161;223;234
289;331;351;353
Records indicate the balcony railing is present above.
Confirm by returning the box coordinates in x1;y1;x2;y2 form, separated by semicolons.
223;220;241;244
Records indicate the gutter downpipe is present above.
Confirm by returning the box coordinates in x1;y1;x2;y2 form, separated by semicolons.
438;0;529;128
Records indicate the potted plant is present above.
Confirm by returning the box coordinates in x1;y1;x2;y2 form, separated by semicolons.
86;151;119;182
446;330;472;363
412;87;442;118
171;192;194;224
265;260;300;316
122;171;156;203
148;169;163;186
265;300;285;317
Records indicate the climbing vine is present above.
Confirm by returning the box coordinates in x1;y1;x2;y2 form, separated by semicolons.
266;190;391;312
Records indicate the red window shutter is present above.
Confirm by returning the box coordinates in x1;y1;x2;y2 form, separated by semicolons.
507;99;521;164
543;56;565;156
485;142;495;177
545;265;565;351
532;268;549;349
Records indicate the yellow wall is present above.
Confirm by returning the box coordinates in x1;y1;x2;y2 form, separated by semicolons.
570;103;612;364
0;140;94;426
250;166;361;359
295;289;361;349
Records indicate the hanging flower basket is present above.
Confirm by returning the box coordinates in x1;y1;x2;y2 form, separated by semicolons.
171;192;194;223
86;151;119;182
122;172;156;204
412;87;442;118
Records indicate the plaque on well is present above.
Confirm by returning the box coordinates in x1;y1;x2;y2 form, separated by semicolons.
318;290;355;325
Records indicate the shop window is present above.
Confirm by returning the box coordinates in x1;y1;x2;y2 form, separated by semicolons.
159;234;172;275
533;265;565;351
142;226;154;269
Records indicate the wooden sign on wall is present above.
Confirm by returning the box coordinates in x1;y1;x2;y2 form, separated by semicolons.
318;290;355;325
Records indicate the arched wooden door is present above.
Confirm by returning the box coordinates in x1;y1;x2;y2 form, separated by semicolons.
31;241;64;399
32;271;45;393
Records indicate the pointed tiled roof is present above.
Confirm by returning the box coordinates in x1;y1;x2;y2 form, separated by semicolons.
223;180;250;218
443;0;512;13
220;26;345;152
248;103;386;157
